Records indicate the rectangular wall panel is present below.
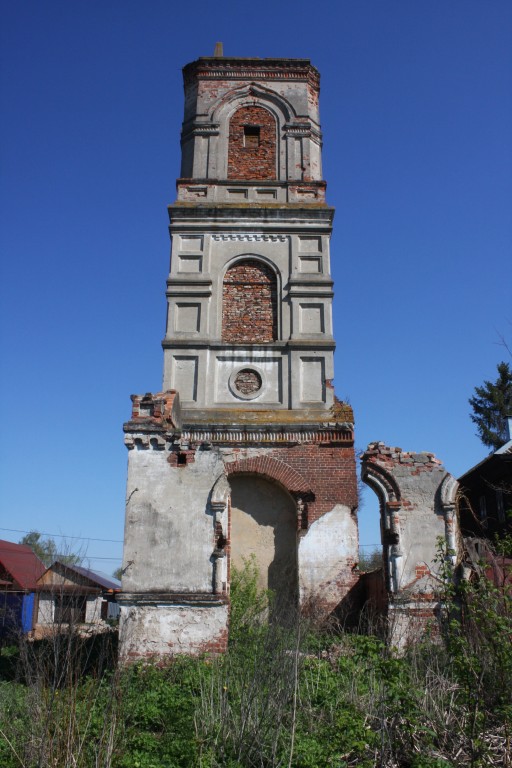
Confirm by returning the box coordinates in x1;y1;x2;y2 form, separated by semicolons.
298;257;321;273
298;236;322;252
178;255;202;273
300;357;325;403
179;235;204;251
175;303;201;333
299;304;324;334
173;356;198;402
214;354;282;405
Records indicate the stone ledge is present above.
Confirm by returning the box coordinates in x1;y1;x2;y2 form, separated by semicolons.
117;592;228;607
169;203;334;216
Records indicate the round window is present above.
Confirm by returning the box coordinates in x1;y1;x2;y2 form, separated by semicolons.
234;369;262;395
229;367;264;400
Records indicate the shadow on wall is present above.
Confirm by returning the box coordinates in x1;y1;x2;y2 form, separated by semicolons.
229;475;298;612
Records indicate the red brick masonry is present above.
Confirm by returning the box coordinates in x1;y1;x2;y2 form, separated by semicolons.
227;105;277;180
222;259;277;343
224;444;358;526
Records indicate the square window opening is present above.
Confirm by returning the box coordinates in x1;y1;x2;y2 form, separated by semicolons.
55;595;86;624
244;125;260;148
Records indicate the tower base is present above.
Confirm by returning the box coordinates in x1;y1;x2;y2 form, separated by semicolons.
118;593;229;661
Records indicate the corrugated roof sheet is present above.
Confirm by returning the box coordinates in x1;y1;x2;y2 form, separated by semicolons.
0;539;46;590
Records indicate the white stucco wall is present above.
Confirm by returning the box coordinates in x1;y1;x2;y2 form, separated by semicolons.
119;603;229;660
299;504;358;609
122;446;225;593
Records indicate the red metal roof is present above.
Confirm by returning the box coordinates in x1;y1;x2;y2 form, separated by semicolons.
0;539;46;590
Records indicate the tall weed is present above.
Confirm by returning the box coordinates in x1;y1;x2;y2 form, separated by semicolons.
0;551;511;767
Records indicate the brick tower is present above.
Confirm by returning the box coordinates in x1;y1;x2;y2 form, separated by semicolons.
119;54;358;661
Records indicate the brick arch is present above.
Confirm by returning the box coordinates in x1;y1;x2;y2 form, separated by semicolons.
206;84;295;181
438;473;459;510
361;460;401;509
222;258;278;343
224;457;313;498
210;82;296;125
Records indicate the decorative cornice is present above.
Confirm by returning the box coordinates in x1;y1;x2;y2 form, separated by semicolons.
124;424;353;449
183;59;320;89
212;233;287;242
181;427;353;445
181;122;220;143
191;122;219;135
124;433;168;449
195;69;310;81
283;123;315;138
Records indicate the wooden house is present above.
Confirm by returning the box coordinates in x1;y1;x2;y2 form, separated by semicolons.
0;539;45;638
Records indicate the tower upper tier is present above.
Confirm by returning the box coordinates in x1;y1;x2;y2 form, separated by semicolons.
177;57;326;204
164;55;338;422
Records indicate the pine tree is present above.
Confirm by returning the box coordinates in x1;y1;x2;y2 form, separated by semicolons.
469;362;512;451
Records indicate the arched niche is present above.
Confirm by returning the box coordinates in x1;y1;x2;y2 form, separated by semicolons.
222;258;278;343
206;84;296;180
227;104;277;180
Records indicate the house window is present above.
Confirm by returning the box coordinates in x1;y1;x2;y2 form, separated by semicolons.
244;125;260;148
54;595;86;624
479;495;488;528
496;489;505;523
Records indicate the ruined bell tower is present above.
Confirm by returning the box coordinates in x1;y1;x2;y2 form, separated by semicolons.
119;54;359;661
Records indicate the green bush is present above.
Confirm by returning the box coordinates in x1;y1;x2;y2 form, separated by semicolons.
0;555;511;766
117;660;200;768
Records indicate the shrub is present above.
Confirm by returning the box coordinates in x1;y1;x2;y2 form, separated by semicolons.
0;553;511;766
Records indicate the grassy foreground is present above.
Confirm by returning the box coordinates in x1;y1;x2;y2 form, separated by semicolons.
0;555;510;768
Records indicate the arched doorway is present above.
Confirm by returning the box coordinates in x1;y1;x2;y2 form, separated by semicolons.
229;475;298;612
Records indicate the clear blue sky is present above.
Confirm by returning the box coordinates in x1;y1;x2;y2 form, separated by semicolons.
1;1;511;571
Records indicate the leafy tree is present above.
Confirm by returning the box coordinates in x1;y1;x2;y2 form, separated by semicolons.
112;565;123;581
469;361;512;451
19;530;81;567
358;546;383;571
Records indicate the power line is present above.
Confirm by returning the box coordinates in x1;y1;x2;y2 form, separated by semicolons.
1;528;380;553
0;527;123;544
0;548;122;561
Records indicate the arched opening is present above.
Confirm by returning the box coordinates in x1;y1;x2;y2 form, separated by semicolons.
222;259;278;343
229;475;298;612
227;105;277;180
357;486;385;572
